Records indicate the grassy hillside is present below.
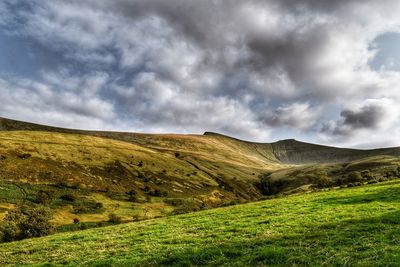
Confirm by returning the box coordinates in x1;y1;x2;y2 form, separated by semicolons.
0;117;400;228
0;180;399;266
0;130;272;225
2;117;400;164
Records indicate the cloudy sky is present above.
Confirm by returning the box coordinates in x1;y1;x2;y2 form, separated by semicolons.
1;0;400;148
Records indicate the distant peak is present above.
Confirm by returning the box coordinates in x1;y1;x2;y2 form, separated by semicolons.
203;131;220;136
203;132;247;142
203;132;237;139
279;139;297;142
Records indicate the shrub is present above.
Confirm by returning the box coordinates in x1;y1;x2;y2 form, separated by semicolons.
60;193;75;202
0;205;54;242
72;201;103;214
164;198;184;206
132;214;140;222
346;172;363;183
143;186;150;193
336;178;345;186
34;190;53;205
313;174;334;188
362;172;375;181
148;189;168;197
97;222;106;228
0;220;19;242
127;190;137;202
56;181;68;188
171;200;198;215
108;213;122;224
17;153;31;159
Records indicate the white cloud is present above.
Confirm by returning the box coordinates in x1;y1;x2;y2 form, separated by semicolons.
1;0;400;147
0;73;117;130
261;103;320;131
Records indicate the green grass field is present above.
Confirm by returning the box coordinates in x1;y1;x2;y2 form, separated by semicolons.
1;180;399;266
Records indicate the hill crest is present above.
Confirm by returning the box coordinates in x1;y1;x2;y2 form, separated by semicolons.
1;116;400;164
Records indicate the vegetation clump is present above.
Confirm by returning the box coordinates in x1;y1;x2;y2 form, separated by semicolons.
17;153;32;159
0;205;54;242
148;189;168;197
34;190;53;205
108;213;122;224
256;174;285;196
60;193;75;202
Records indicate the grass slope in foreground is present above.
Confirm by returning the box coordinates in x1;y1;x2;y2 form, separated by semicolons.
1;180;400;266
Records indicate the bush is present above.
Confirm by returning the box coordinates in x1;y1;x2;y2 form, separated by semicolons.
60;193;75;202
313;174;334;188
143;186;150;193
108;213;122;224
127;190;137;202
172;200;198;215
72;201;103;214
346;172;363;183
34;190;53;205
164;198;184;207
17;153;31;159
148;189;168;197
0;205;54;242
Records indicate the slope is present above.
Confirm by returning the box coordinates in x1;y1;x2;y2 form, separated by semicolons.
2;117;400;164
1;180;399;266
0;116;400;227
271;138;400;164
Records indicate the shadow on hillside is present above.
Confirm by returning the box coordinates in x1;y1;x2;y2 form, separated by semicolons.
367;180;400;187
140;239;291;266
316;187;400;205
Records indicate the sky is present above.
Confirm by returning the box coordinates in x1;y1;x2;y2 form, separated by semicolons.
0;0;400;148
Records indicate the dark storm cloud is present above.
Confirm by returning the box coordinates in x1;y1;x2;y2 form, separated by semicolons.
321;102;391;137
341;105;384;129
1;0;400;146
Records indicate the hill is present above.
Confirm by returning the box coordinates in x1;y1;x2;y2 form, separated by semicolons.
0;117;400;227
3;117;400;163
1;180;399;266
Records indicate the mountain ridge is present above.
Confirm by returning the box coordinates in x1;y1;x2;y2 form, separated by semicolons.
1;117;399;164
0;116;399;227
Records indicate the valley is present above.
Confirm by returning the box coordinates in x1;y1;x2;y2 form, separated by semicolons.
0;117;399;229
